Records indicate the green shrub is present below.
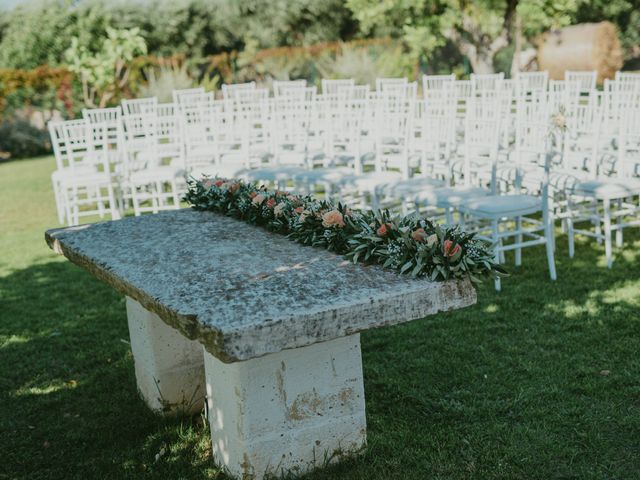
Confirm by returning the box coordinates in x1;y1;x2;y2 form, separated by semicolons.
0;119;50;161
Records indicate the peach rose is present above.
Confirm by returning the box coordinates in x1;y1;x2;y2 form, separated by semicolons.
252;194;266;205
228;183;240;193
411;228;427;242
266;197;276;209
443;239;461;257
249;191;257;199
377;223;390;237
322;209;345;228
294;206;304;214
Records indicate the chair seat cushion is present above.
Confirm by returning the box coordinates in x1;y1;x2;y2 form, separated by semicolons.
459;194;541;217
57;170;112;188
574;178;640;199
241;165;308;183
293;167;354;184
52;166;98;182
339;171;403;192
376;176;446;198
416;186;490;207
130;166;184;184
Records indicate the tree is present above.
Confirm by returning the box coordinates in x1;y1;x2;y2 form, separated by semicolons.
64;27;147;107
346;0;579;73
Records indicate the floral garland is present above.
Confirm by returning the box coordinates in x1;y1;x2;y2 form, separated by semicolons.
184;177;508;283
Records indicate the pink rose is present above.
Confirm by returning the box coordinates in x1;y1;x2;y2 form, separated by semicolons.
252;194;266;205
294;206;304;214
214;179;224;187
266;197;276;209
426;234;438;247
443;239;461;258
321;209;345;228
201;179;214;189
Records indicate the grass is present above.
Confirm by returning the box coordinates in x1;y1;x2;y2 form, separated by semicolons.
1;155;639;480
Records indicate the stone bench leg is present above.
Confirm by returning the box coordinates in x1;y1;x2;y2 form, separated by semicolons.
126;297;205;415
204;334;367;480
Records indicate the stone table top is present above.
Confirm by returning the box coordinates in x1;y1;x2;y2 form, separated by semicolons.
46;209;476;362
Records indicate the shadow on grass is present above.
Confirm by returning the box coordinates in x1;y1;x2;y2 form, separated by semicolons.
1;231;640;479
0;261;224;480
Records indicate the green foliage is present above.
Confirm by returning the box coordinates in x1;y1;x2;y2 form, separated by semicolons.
184;177;506;282
0;119;50;159
64;26;147;107
346;0;639;73
0;0;357;71
137;65;197;102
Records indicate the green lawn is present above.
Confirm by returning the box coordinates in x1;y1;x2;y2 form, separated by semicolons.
1;155;639;480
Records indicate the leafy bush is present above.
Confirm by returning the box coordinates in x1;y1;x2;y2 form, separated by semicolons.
0;119;50;160
137;64;198;102
316;43;412;87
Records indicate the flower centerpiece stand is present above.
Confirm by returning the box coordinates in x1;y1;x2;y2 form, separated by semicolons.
46;209;476;479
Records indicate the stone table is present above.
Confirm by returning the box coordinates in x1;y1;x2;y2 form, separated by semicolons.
46;209;476;479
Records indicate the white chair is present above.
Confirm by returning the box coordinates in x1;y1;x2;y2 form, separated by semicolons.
272;79;307;97
321;78;355;95
172;87;205;106
221;82;256;100
50;119;120;225
458;124;558;291
565;70;597;93
422;74;455;95
470;73;504;91
121;97;158;116
121;113;184;215
375;77;408;93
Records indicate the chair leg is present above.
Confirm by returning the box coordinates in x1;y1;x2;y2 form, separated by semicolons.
492;219;501;292
565;195;575;258
545;214;557;281
172;179;181;209
615;199;623;248
107;184;121;220
603;199;613;268
594;199;602;244
515;216;522;267
132;186;142;217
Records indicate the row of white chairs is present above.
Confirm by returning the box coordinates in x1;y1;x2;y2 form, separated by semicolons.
48;70;640;289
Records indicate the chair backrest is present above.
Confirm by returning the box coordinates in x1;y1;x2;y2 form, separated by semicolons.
82;108;122;158
221;82;257;100
422;74;455;95
48;121;68;171
60;119;104;172
565;70;597;93
172;87;205;105
470;73;505;91
272;79;308;97
515;71;549;93
321;78;355;95
121;97;158;116
375;77;408;93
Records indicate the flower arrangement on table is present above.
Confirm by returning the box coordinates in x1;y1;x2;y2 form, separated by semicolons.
184;177;508;283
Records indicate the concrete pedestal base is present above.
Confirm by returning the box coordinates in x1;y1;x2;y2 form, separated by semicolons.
204;334;367;480
126;297;205;415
